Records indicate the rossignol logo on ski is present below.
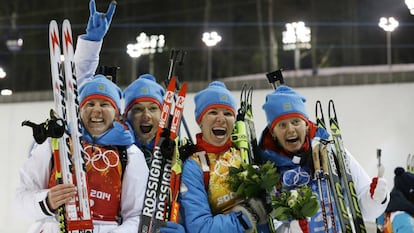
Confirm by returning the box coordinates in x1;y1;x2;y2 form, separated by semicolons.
143;147;164;217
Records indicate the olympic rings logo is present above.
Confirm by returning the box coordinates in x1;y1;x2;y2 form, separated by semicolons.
83;145;120;172
282;167;310;187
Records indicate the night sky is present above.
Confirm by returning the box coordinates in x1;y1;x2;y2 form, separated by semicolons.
0;0;413;92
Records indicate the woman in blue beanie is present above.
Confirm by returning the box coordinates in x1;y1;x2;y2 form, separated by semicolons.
72;1;184;232
15;74;149;232
123;74;165;166
179;81;269;233
377;167;414;233
259;85;390;232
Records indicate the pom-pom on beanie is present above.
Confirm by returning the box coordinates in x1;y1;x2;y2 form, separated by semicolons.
79;74;122;114
123;74;165;115
394;167;414;200
262;85;309;130
194;81;236;124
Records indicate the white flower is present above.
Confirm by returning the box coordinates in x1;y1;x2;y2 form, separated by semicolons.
287;190;298;208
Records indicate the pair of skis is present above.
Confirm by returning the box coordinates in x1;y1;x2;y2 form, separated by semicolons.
232;83;259;165
139;53;188;233
314;100;366;233
49;20;93;232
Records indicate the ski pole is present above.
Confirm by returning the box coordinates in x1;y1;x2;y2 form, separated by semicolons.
245;86;260;164
312;140;329;233
164;49;193;145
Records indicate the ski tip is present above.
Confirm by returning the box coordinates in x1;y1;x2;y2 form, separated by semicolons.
49;21;60;50
180;81;188;92
63;19;71;25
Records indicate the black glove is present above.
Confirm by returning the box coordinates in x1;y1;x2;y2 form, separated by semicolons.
159;128;175;159
178;138;196;161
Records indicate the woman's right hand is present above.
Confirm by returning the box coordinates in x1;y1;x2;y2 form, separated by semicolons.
46;184;77;211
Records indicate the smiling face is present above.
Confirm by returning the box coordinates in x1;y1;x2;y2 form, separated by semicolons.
199;107;235;146
271;117;308;153
80;98;117;136
127;101;161;144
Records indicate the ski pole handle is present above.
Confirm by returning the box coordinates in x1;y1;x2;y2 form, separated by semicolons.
266;69;284;90
312;141;322;179
320;145;330;178
377;149;384;178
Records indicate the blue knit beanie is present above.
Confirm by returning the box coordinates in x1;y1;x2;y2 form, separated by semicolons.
262;85;309;130
123;74;165;115
194;81;236;123
79;74;122;114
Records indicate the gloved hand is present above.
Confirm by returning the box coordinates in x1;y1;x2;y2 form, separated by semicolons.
83;0;116;41
160;128;176;159
231;198;268;232
160;222;185;233
231;205;255;233
370;177;388;203
247;198;268;225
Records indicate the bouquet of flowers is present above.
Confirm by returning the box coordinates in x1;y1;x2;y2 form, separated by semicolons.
227;161;319;233
269;184;319;233
269;185;319;221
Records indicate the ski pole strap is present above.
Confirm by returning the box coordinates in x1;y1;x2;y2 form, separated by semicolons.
196;151;210;192
311;140;322;179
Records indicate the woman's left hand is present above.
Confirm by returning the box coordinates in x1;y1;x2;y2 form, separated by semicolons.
160;221;185;233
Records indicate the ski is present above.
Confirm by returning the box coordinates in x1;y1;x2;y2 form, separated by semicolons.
139;76;188;233
244;85;260;164
411;154;414;173
167;82;187;223
49;19;93;232
408;154;414;173
328;100;366;233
